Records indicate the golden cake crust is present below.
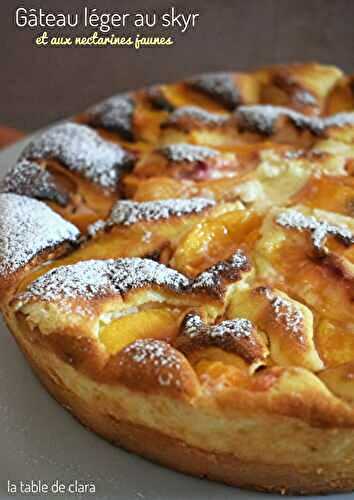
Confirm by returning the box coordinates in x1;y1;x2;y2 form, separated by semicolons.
6;314;354;495
1;62;354;495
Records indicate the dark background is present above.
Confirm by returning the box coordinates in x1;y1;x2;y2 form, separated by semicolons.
1;0;353;131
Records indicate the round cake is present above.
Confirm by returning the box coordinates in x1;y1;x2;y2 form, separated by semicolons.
1;63;354;494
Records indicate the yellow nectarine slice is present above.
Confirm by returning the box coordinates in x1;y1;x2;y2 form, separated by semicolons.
99;307;183;354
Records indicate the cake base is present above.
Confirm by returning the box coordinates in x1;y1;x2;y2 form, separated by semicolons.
7;316;353;496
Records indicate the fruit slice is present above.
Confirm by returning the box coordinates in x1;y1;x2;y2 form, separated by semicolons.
315;319;354;367
123;175;196;201
320;361;354;403
194;359;249;387
256;211;354;325
194;359;281;393
292;175;354;217
46;161;117;231
99;307;183;354
171;209;262;277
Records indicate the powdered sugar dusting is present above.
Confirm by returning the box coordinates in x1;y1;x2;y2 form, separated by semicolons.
182;314;204;338
21;123;133;190
294;90;317;106
108;198;215;226
276;209;354;251
322;112;354;130
237;105;354;136
177;313;262;362
211;318;253;338
0;159;68;206
164;106;228;129
159;143;218;163
19;258;190;304
237;105;315;135
87;219;106;238
122;339;182;388
88;94;135;141
260;288;304;335
192;250;250;294
184;313;252;339
0;193;80;277
188;72;241;110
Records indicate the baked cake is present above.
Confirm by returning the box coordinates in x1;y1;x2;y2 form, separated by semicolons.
1;63;354;494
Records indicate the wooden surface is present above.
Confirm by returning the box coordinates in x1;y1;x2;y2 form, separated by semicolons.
0;127;24;149
1;0;353;132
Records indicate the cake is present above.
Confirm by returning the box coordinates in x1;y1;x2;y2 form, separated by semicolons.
1;63;354;494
